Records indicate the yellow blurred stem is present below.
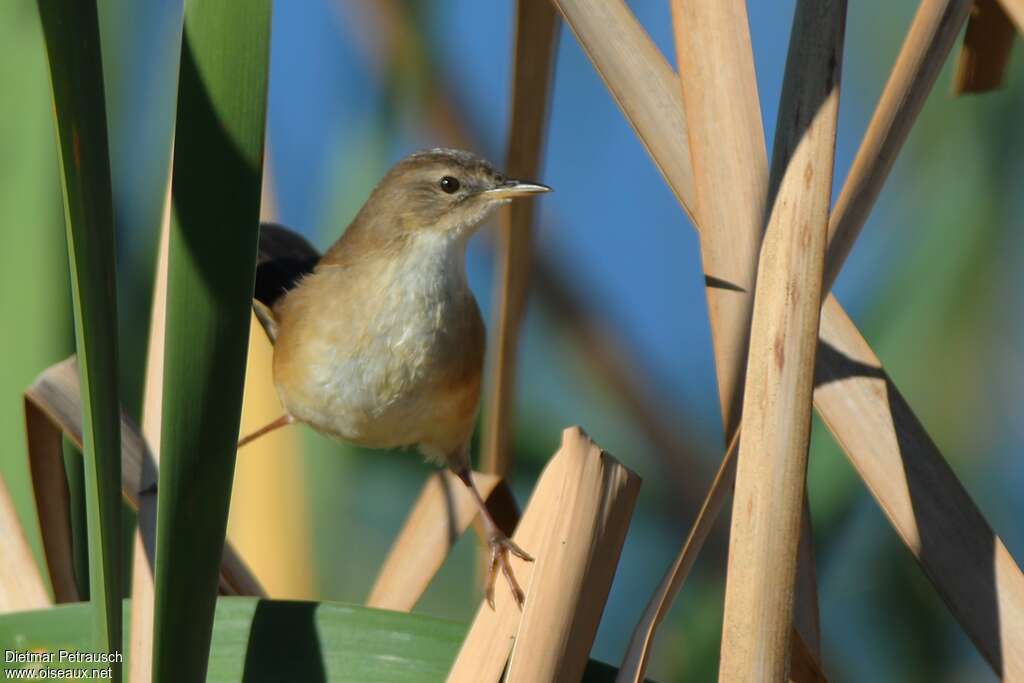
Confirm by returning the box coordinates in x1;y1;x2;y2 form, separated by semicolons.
227;313;315;599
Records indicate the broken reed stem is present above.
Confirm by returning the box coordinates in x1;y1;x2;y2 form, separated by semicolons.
480;0;558;478
505;430;640;683
952;0;1016;94
718;3;845;680
447;428;639;683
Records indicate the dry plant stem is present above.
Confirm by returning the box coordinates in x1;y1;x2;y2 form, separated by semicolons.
822;0;972;292
670;0;828;679
996;0;1024;31
0;476;51;612
952;0;1017;94
505;429;640;683
619;451;822;683
587;0;976;678
367;470;505;611
480;0;559;477
546;0;993;676
357;1;1021;676
23;394;80;603
447;428;639;683
672;0;767;436
447;454;567;683
22;358;265;597
129;171;170;683
718;2;845;680
618;433;739;683
815;295;1024;678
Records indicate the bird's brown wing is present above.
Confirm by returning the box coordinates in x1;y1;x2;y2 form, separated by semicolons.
254;222;321;343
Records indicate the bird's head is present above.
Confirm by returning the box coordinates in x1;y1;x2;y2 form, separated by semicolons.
355;148;550;242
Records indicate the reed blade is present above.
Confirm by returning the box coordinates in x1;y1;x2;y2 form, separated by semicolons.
152;1;271;680
36;1;123;672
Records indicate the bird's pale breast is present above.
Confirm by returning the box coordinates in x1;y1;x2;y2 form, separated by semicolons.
272;230;485;465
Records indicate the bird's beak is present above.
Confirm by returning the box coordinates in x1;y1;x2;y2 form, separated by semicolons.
484;179;552;199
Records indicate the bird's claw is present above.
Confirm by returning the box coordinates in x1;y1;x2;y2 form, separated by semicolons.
484;534;533;610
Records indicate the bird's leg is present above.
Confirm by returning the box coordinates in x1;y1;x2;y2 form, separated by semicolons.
237;414;294;449
454;468;533;609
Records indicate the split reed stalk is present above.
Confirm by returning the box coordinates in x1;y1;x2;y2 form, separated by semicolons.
717;3;845;679
447;428;639;682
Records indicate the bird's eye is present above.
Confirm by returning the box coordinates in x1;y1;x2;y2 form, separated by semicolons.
439;176;460;194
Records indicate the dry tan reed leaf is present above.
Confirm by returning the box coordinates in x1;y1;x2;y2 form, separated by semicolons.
670;0;767;436
480;0;559;478
22;390;80;604
0;475;51;613
21;358;265;599
823;0;971;292
23;357;141;605
816;295;1024;678
552;0;1018;678
718;2;844;679
366;470;506;611
25;357;148;506
447;427;639;683
952;0;1017;94
550;0;696;218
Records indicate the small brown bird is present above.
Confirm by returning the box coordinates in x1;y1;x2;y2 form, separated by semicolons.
240;148;550;607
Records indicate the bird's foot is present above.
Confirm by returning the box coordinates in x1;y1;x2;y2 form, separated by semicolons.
484;533;533;610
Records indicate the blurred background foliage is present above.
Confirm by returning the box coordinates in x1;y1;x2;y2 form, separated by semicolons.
1;1;1022;681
